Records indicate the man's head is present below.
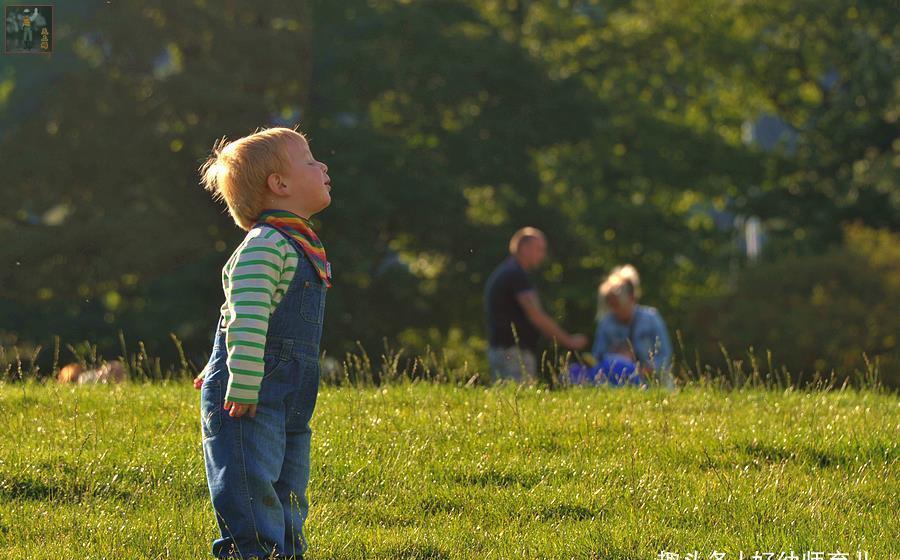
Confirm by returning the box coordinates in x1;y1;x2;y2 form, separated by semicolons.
600;264;641;323
200;126;331;230
509;227;548;271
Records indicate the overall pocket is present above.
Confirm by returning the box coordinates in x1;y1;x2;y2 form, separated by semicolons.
262;352;292;381
299;280;326;324
200;378;223;438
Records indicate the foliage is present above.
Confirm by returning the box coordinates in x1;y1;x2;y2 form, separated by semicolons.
1;0;897;377
682;225;900;385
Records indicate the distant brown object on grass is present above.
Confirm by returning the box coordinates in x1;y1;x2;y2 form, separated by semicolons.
57;361;127;384
57;363;83;383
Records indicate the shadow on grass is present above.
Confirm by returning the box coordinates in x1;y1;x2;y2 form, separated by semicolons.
699;440;898;470
419;495;463;515
380;543;450;560
535;503;595;521
450;468;541;488
0;475;133;502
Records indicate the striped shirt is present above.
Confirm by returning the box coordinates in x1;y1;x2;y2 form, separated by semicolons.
219;226;299;404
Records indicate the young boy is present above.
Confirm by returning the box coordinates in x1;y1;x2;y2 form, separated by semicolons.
196;126;332;559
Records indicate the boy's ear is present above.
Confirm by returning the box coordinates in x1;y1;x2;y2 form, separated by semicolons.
266;173;285;196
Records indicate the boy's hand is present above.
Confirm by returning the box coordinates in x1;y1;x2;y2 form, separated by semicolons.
224;400;257;418
193;375;204;390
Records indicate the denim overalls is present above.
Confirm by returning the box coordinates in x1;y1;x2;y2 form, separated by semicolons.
200;224;327;559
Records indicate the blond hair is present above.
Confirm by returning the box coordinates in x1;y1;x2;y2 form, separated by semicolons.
199;127;307;230
508;227;546;255
600;264;641;303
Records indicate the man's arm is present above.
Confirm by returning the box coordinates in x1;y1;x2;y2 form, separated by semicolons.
516;290;587;350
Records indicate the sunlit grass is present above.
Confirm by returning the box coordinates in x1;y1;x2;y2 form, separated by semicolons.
0;379;896;559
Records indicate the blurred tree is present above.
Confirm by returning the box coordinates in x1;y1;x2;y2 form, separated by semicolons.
307;0;768;359
0;0;896;381
699;0;899;251
683;225;900;385
0;0;314;356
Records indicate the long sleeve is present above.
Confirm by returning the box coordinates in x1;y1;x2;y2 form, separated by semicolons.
221;230;289;404
649;313;673;372
591;317;610;360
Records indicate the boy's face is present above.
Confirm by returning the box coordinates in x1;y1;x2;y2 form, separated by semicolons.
270;139;331;218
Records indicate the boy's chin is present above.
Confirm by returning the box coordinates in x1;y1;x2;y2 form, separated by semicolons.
319;193;332;210
302;196;331;216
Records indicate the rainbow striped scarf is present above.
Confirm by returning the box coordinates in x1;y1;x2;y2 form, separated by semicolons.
256;209;332;288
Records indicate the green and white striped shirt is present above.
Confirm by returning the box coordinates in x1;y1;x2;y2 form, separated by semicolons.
220;226;299;404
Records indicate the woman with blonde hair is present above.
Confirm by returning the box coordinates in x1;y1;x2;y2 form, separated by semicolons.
592;265;674;389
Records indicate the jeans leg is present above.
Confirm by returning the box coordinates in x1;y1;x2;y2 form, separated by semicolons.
277;356;319;557
275;424;311;557
488;347;536;382
488;347;520;382
204;376;288;559
517;349;537;379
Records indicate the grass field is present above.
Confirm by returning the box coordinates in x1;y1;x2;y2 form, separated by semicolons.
0;380;897;559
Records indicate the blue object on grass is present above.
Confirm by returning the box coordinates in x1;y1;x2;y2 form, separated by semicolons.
568;355;644;387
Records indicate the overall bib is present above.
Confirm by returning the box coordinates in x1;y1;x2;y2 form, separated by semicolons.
200;224;326;559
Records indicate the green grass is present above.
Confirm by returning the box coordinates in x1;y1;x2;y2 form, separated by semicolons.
0;380;897;559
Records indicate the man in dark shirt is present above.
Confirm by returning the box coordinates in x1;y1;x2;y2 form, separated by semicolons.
484;227;587;381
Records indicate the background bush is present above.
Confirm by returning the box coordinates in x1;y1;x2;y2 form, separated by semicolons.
682;225;899;386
